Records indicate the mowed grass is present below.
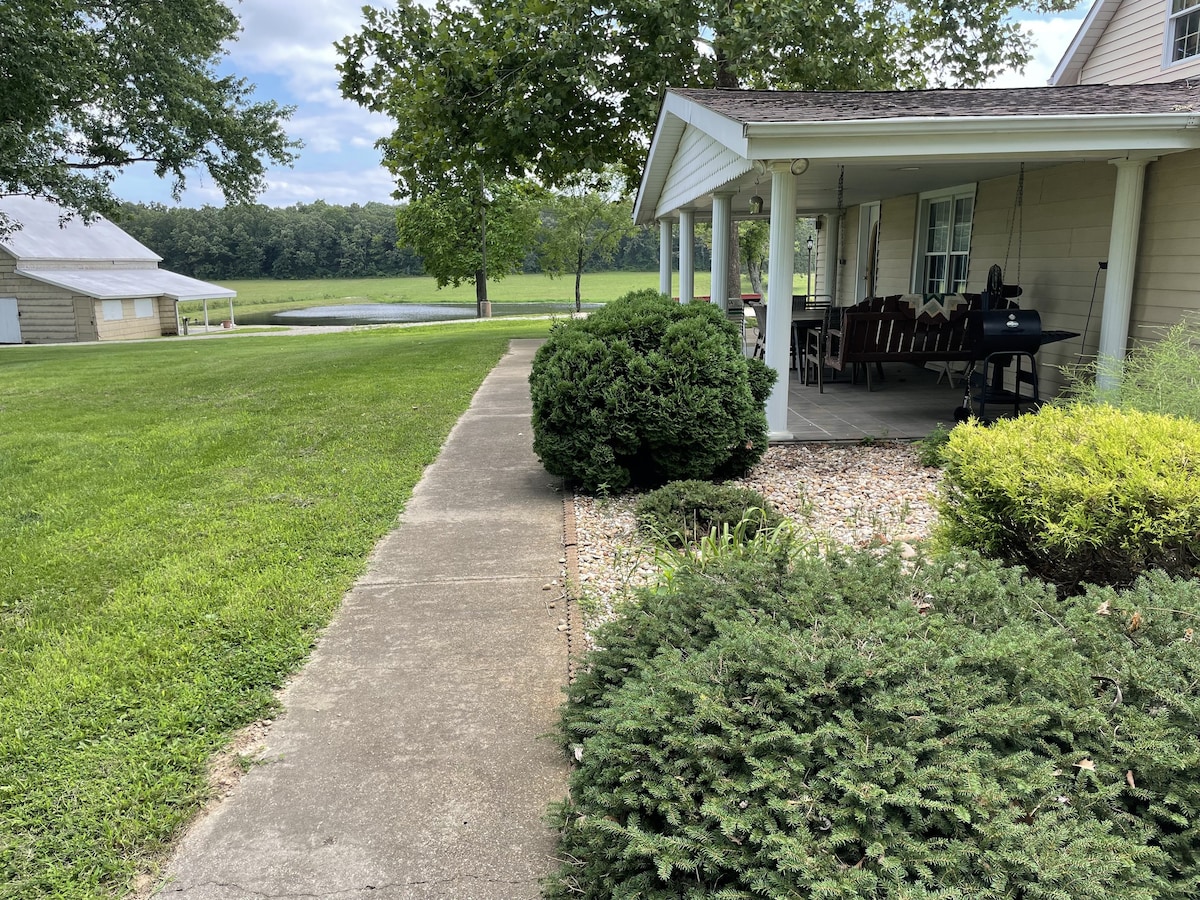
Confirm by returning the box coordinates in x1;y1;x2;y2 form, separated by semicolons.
0;319;551;898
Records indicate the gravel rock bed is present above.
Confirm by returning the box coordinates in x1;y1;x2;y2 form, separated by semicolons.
572;442;944;635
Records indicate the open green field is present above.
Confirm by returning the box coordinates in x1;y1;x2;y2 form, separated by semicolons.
177;271;814;322
0;319;551;898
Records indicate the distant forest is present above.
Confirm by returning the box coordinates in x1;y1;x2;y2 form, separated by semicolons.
116;201;674;281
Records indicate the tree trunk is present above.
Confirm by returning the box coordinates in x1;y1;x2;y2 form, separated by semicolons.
728;223;742;302
475;267;491;318
575;247;584;312
746;258;765;297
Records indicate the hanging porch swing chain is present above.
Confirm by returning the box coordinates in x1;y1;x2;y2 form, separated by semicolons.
1003;163;1025;286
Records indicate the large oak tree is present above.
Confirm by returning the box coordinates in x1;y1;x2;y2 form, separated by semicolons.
0;0;297;230
339;0;1079;300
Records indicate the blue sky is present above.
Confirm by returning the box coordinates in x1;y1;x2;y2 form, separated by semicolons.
112;2;1091;209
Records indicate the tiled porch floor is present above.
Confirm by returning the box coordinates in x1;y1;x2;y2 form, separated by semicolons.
784;362;970;442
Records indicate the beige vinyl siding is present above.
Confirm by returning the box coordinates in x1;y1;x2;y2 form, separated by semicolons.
874;195;919;296
0;255;80;343
834;206;862;306
93;297;168;341
1079;0;1200;84
1129;149;1200;340
968;161;1120;395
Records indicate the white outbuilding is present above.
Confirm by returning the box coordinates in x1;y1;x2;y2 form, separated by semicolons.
0;195;234;344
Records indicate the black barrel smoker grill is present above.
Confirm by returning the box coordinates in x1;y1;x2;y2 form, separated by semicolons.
955;309;1079;422
955;308;1045;422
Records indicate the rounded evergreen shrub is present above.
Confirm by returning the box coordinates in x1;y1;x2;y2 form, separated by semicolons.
635;479;783;546
550;549;1200;899
529;290;775;493
935;403;1200;590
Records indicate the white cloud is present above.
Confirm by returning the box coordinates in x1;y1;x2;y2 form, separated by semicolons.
114;5;1095;209
226;1;369;101
987;16;1087;87
257;167;399;207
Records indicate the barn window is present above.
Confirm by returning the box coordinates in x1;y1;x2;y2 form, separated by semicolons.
134;298;155;318
101;300;124;321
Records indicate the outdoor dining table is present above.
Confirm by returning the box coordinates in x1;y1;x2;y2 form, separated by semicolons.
744;304;828;374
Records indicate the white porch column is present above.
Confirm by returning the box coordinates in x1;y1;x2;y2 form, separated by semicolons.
1098;156;1156;391
710;192;733;312
658;218;673;296
678;208;695;303
822;212;842;305
765;162;797;439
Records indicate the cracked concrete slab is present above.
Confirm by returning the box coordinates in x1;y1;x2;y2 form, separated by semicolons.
155;340;568;900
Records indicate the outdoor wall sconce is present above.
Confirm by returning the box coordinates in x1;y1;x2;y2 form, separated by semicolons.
749;195;764;215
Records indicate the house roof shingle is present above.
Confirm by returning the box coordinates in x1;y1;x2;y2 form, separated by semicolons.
674;80;1200;125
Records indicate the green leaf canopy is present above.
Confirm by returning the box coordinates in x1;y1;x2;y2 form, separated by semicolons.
1;0;297;224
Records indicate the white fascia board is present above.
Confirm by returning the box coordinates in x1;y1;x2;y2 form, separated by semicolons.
633;99;677;225
634;92;750;225
1051;0;1119;86
744;113;1200;162
662;92;749;154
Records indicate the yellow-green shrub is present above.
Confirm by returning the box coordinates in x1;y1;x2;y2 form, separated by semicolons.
936;404;1200;589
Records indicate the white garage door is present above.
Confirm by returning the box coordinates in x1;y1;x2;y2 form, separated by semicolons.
0;298;20;344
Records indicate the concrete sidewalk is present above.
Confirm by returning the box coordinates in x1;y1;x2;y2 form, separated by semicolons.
156;339;569;899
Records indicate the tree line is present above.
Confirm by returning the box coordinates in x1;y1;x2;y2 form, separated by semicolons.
115;199;679;282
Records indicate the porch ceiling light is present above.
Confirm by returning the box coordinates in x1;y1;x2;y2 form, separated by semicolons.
749;195;764;215
790;158;810;176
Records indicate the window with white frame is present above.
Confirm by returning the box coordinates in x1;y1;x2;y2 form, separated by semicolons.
1170;0;1200;63
914;186;975;295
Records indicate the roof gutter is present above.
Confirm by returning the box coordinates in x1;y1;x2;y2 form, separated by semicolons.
742;111;1199;139
740;112;1200;161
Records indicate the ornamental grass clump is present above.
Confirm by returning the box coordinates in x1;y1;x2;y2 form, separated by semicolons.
1062;319;1200;420
549;548;1200;900
935;403;1200;591
529;290;774;493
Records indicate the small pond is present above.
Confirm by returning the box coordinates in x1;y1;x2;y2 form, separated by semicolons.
238;302;601;327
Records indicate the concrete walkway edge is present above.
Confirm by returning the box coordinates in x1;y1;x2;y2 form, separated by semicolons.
156;339;569;899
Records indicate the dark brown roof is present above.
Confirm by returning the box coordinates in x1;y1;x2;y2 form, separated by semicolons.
674;80;1200;123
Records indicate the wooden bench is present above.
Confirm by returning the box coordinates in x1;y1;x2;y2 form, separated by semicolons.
821;295;1005;391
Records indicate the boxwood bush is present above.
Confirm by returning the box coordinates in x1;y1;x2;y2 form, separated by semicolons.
529;290;774;493
635;479;783;546
549;548;1200;899
935;403;1200;591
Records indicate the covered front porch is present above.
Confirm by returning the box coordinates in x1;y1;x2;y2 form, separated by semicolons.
635;83;1200;440
781;362;961;441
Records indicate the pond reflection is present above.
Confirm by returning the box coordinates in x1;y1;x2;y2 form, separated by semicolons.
238;302;601;327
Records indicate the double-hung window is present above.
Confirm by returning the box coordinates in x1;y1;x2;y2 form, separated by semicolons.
914;185;975;295
1170;0;1200;63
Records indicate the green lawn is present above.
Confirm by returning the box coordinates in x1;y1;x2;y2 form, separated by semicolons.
0;319;551;898
178;271;814;322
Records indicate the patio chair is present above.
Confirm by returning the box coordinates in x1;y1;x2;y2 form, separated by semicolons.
801;304;841;389
746;300;767;359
